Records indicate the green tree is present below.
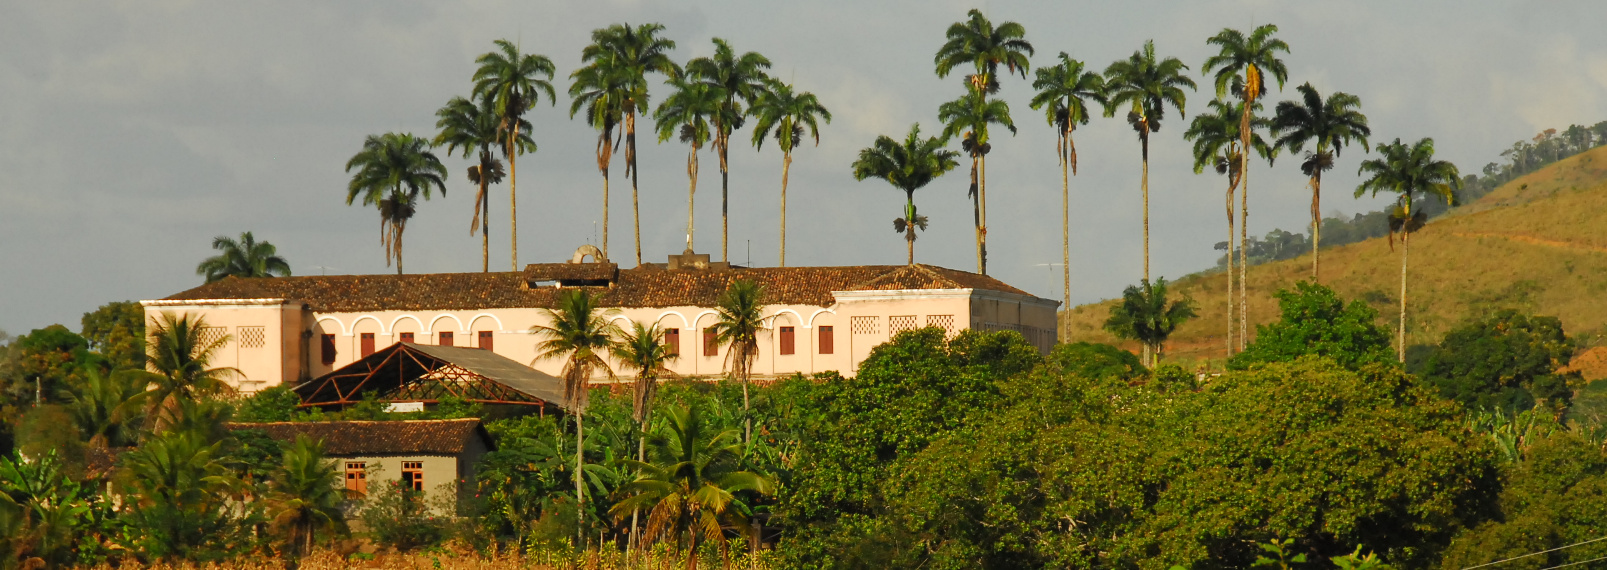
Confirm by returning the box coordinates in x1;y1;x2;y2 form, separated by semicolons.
1185;98;1271;354
1030;53;1106;320
1420;310;1579;412
80;301;146;371
117;430;243;562
709;279;767;443
2;325;99;407
568;53;625;260
194;231;291;284
343;132;448;274
145;312;238;431
613;320;679;550
265;435;346;558
1103;277;1197;367
471;39;556;270
654;75;724;252
1271;82;1371;279
1228;281;1395;371
434;94;531;272
1046;341;1148;384
686;38;773;262
1356;137;1460;361
60;368;150;448
750;80;831;267
1439;430;1607;569
233;385;301;423
531;288;620;545
851;124;961;265
1103;40;1197;281
933;8;1034;96
0;450;93;567
938;86;1016;275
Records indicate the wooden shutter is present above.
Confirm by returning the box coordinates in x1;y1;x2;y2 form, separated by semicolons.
345;462;367;495
703;330;718;357
478;331;493;351
360;333;375;357
402;461;423;491
779;326;795;355
320;334;336;365
399;332;414;344
438;331;453;347
818;326;834;355
664;328;680;356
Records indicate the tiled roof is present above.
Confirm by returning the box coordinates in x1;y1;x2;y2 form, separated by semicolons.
162;263;1033;312
225;418;489;456
525;262;618;282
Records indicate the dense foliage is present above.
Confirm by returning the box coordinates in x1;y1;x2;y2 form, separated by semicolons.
1229;281;1396;371
1418;310;1581;412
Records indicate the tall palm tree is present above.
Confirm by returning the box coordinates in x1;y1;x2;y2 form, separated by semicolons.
750;81;831;266
1030;53;1107;331
434;95;533;272
60;368;150;449
569;59;626;261
266;435;346;558
1356;138;1460;361
471;40;556;271
933;8;1034;96
938;87;1016;274
708;279;766;443
195;231;291;283
686;39;773;263
531;289;621;545
1203;24;1290;347
1184;99;1271;356
610;402;774;569
583;23;681;267
614;320;678;551
1271;82;1371;280
1103;277;1197;367
654;76;723;253
851;123;961;265
145;312;238;431
344;133;447;275
1103;40;1197;282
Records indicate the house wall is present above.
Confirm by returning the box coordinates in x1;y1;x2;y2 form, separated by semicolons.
339;454;460;514
140;299;305;391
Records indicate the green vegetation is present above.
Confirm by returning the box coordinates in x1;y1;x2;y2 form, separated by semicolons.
1030;52;1106;314
850;124;960;264
1102;39;1196;282
343;132;448;274
1418;310;1581;412
471;39;556;270
750;80;831;267
1103;277;1197;366
195;231;291;284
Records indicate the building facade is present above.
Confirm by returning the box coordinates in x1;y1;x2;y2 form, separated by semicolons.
144;252;1059;393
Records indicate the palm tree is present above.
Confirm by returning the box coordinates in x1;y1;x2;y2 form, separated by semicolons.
933;8;1034;96
118;430;239;561
266;435;346;558
1103;277;1197;367
610;402;774;569
434;95;533;272
708;279;766;443
1030;53;1106;331
1203;24;1289;347
1103;40;1197;282
195;231;291;283
472;40;556;271
582;23;681;267
343;133;447;274
1271;83;1371;280
531;289;621;545
686;39;773;263
145;312;238;431
613;320;678;551
654;76;724;252
851;123;961;265
569;59;626;261
1184;99;1271;356
60;368;150;449
750;81;831;266
1356;138;1460;361
938;87;1016;274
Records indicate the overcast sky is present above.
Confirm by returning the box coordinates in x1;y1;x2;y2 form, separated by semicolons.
3;0;1605;336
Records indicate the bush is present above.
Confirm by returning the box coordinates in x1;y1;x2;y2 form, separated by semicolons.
234;386;300;422
358;479;453;551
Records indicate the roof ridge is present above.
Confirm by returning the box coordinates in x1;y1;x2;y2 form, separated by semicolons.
227;418;482;426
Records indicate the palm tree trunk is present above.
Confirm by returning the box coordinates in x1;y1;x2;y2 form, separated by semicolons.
1141;131;1150;283
688;146;699;251
575;410;586;548
603;165;611;261
1399;212;1410;362
970;156;982;273
720;130;731;263
629;112;642;267
1311;170;1323;280
1061;139;1071;343
396;223;404;276
481;159;491;273
907;193;918;265
631;429;645;556
980;153;989;276
510;124;520;271
742;360;752;444
780;152;792;267
1239;152;1250;351
1226;175;1237;358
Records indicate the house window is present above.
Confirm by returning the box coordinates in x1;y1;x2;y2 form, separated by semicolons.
360;333;375;357
779;326;795;355
664;328;679;356
703;330;718;357
478;331;493;351
345;461;367;495
438;332;453;347
818;326;834;355
402;461;424;492
399;332;414;344
320;334;336;365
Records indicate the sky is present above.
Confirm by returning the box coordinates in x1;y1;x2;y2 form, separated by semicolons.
3;0;1606;337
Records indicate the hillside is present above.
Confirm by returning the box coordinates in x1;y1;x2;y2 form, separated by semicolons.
1064;144;1607;369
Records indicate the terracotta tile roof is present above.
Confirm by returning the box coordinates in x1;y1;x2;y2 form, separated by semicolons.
162;263;1034;312
225;418;489;456
525;262;618;282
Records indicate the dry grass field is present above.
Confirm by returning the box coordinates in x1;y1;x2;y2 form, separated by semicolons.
1063;145;1607;372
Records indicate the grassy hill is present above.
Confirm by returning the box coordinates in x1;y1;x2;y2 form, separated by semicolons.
1063;144;1607;371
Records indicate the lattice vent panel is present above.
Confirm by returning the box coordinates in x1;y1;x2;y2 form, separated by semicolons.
198;326;228;348
926;315;955;336
851;316;879;336
237;326;266;349
889;315;918;335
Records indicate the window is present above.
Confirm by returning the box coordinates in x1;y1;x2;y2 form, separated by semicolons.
402;461;424;492
438;331;453;347
703;330;718;357
818;326;834;354
238;326;266;349
399;332;414;344
779;326;795;355
360;333;375;357
478;331;493;351
320;334;336;365
664;328;680;356
345;461;367;495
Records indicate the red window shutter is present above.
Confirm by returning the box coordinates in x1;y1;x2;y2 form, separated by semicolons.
439;331;453;347
478;331;493;351
819;326;834;355
780;326;795;355
360;333;375;357
664;328;680;356
320;334;336;365
399;332;414;344
703;330;718;357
